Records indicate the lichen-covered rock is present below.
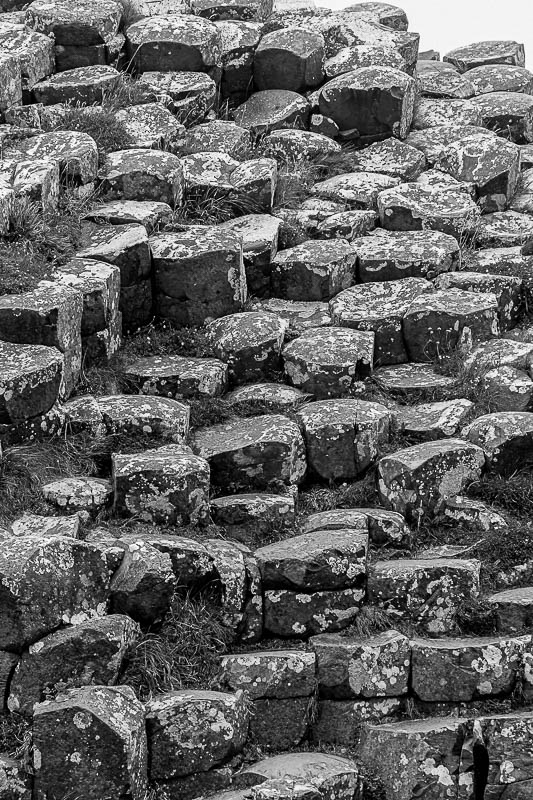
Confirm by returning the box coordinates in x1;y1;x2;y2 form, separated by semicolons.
126;13;221;74
263;586;364;638
461;411;533;474
93;394;190;441
151;227;246;326
283;327;374;398
356;229;460;283
206;538;252;634
352;137;426;181
98;148;183;206
324;43;407;77
413;97;483;129
138;70;217;125
271;239;357;301
253;298;331;331
444;40;526;73
441;495;508;532
123;354;228;399
8;614;140;716
84;199;173;232
329;277;434;365
5;130;98;185
316;210;377;241
470;91;533;143
192;414;306;490
301;508;409;547
411;634;531;702
113;444;210;526
233;89;310;134
434;271;522;332
398;399;474;441
312;171;400;209
0;341;63;424
465;64;533;95
297;398;391;479
475;210;533;247
115;102;185;150
207;311;286;383
249;696;313;751
146;690;249;779
477;712;533;796
377;438;486;520
218;213;280;298
368;558;480;634
318;66;416;140
262;129;340;162
218;650;316;699
210;492;296;532
377;183;480;238
110;538;175;625
0;535;109;652
256;528;368;592
418;64;475;99
226;382;311;411
33;685;147;800
405;122;494;164
54;258;120;338
373;362;459;401
42;476;112;514
311;697;402;747
311;629;410;699
119;533;215;589
488;587;533;633
32;64;119;105
403;288;500;361
25;0;121;45
254;26;325;93
9;512;81;540
0;27;54;91
0;753;31;799
180;120;251;157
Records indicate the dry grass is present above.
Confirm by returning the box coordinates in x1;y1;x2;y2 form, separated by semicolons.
120;591;233;701
0;712;32;762
169;186;263;226
297;473;379;516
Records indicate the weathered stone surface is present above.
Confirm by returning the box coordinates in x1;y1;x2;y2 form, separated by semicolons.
235;751;360;798
351;137;426;180
262;129;340;162
405;122;495;164
98;149;183;206
324;44;407;78
356;230;460;282
0;341;63;424
126;14;221;73
488;587;533;633
32;64;119;105
475;210;533;247
218;650;316;699
398;399;474;441
85;199;173;232
253;298;331;331
146;690;249;779
470;91;533;143
151;227;246;326
33;685;147;800
444;40;526;73
377;438;486;520
477;712;533;796
5;130;98;184
233;89;310;134
256;528;367;592
90;394;189;441
8;614;139;716
465;64;533;95
441;495;508;532
312;171;400;209
207;311;286;382
462;411;533;474
410;634;531;702
8;513;80;540
115;102;185;150
297;398;391;479
124;354;228;399
54;258;120;338
373;362;459;401
113;445;209;526
226;382;310;411
254;26;325;92
283;327;374;398
110;538;175;625
377;183;480;237
0;753;31;799
25;0;121;45
329;277;434;365
180;120;251;158
271;239;357;301
311;629;410;699
210;492;296;532
403;288;500;361
316;210;377;241
0;535;109;652
301;508;409;547
412;97;482;129
418;65;475;99
435;271;522;332
0;27;54;91
139;70;217;125
192;414;306;490
249;696;312;751
368;558;480;634
42;476;112;514
263;586;364;638
311;697;402;747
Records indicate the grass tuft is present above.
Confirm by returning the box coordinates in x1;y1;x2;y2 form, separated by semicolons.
0;712;32;761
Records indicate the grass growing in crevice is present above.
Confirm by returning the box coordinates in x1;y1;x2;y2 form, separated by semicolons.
467;469;533;518
0;712;32;761
168;187;263;226
297;473;380;517
120;590;233;701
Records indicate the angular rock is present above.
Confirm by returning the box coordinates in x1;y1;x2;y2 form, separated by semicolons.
54;258;120;338
352;137;426;180
412;97;482;129
110;538;175;625
249;696;313;751
311;697;402;747
84;199;173;232
254;26;325;92
444;40;526;72
180;120;251;157
25;0;122;45
5;130;98;185
139;70;217;125
316;210;377;241
253;298;331;331
235;751;360;798
465;64;533;95
218;650;316;699
218;214;280;298
115;102;185;150
434;271;522;332
42;477;112;514
324;44;407;78
470;91;533;143
124;354;228;399
301;508;409;547
32;64;119;105
207;311;286;382
480;366;533;412
210;492;296;533
271;239;357;301
233;89;310;134
373;362;459;401
262;129;340;162
0;341;63;424
462;411;533;474
488;586;533;633
398;399;474;441
126;13;221;74
377;183;480;238
98;148;183;206
356;229;460;282
226;382;310;411
263;587;364;638
94;394;189;441
312;171;400;209
475;210;533;247
418;66;475;99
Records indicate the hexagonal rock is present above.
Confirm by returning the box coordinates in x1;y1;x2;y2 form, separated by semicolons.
110;538;175;625
210;491;296;533
33;685;147;800
193;414;306;490
146;690;249;780
254;298;331;332
254;26;324;93
377;183;480;238
5;131;98;186
115;102;185;150
434;133;521;213
218;650;316;699
480;366;533;412
435;271;522;332
0;341;63;425
9;512;81;540
233;90;310;135
301;508;409;547
356;229;460;283
369;558;481;634
310;629;410;699
256;528;368;592
344;2;408;30
226;382;310;411
475;210;533;247
418;67;475;100
316;211;377;242
441;495;508;532
98;149;183;206
444;40;526;73
8;614;140;717
261;130;340;162
470;91;533;143
263;585;364;638
124;354;228;399
207;311;286;383
350;138;426;181
373;362;459;402
465;64;533;95
477;712;533;795
218;214;280;298
297;399;391;480
462;411;533;474
151;227;246;327
318;67;416;140
42;476;112;514
403;288;499;362
113;445;210;526
138;70;217;125
312;171;400;210
25;0;121;45
405;122;494;164
0;26;54;93
412;97;483;130
410;634;531;703
271;239;356;302
283;328;374;399
359;717;465;800
32;64;119;105
377;438;486;520
311;697;402;747
126;13;221;73
487;587;533;633
235;751;360;798
398;399;474;442
84;199;173;232
96;394;190;441
54;257;120;338
180;120;250;158
0;535;109;652
324;44;407;78
330;277;434;366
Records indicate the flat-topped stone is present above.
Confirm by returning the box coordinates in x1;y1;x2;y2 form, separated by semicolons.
357;229;459;282
444;40;526;72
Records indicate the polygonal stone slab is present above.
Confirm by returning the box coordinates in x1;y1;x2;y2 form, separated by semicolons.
470;91;533;143
356;229;460;282
25;0;122;45
33;685;147;800
377;183;480;238
54;257;120;337
398;399;474;441
283;328;374;399
301;508;409;547
180;120;251;157
488;587;533;633
465;64;533;95
115;102;185;150
226;382;311;411
412;97;482;129
218;650;316;699
253;298;331;331
32;64;119;105
418;65;475;99
138;69;217;125
96;394;190;441
462;411;533;474
434;271;522;331
475;210;533;247
110;538;175;625
444;40;526;72
146;690;249;780
254;26;325;93
126;13;221;73
377;438;486;520
0;27;54;91
261;129;340;162
5;131;98;184
0;341;63;424
352;137;426;180
271;239;357;301
207;311;287;382
42;476;112;514
316;210;377;242
84;199;173;232
480;366;533;412
218;213;281;298
296;398;391;479
405;122;494;164
312;171;400;209
98;149;184;206
123;354;228;399
311;697;402;747
263;586;364;639
210;491;296;532
235;751;360;798
324;44;407;78
233;89;310;134
192;414;306;490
